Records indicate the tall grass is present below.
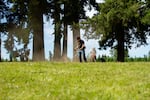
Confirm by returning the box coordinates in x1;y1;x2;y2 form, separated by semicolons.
0;62;150;100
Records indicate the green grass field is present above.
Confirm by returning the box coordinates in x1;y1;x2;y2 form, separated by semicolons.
0;62;150;100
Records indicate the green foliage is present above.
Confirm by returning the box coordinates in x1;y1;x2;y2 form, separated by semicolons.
81;0;150;62
84;0;146;47
142;9;150;25
0;62;150;99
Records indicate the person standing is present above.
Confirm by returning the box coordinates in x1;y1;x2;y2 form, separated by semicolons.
74;36;87;62
90;48;96;62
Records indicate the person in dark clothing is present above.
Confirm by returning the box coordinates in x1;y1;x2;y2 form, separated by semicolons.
74;36;87;62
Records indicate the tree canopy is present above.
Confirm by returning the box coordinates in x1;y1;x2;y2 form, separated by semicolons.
1;0;98;61
1;0;150;62
82;0;150;62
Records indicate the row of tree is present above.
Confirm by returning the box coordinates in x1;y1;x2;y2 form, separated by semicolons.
96;50;150;62
0;0;150;62
0;0;98;61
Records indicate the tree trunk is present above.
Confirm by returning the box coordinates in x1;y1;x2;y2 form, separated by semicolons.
62;3;68;61
53;3;62;61
62;23;68;60
73;24;80;61
53;22;61;61
53;36;61;61
32;12;45;61
116;24;125;62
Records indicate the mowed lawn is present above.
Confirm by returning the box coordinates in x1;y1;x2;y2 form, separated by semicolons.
0;62;150;100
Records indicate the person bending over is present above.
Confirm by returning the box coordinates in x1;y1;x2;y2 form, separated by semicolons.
74;36;87;62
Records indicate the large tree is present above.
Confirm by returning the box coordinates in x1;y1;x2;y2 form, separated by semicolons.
62;0;98;61
62;1;68;60
46;0;62;61
7;0;50;61
29;0;46;61
82;0;150;62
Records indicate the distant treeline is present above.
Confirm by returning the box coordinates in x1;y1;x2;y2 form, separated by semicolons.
1;56;150;62
96;55;150;62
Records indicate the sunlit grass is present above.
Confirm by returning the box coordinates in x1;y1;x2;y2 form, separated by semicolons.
0;62;150;100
